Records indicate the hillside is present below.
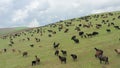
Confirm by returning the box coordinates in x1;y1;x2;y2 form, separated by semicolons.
0;11;120;68
0;27;28;35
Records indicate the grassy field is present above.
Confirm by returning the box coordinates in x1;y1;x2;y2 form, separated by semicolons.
0;11;120;68
0;27;28;35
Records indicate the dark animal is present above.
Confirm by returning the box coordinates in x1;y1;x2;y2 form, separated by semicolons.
9;44;12;46
79;31;84;36
3;48;7;52
48;34;52;37
73;38;79;43
35;55;40;64
55;50;59;56
92;32;99;36
71;35;76;40
30;44;34;47
53;42;60;49
61;50;67;56
94;48;103;58
98;55;109;64
23;51;28;57
32;60;36;66
106;29;111;32
64;29;69;33
58;55;66;64
12;49;16;52
71;54;77;61
114;49;120;54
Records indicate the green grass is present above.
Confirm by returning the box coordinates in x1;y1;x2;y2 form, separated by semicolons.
0;11;120;68
0;27;28;35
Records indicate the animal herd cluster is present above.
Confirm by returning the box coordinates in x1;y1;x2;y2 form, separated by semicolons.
0;12;120;67
53;42;77;63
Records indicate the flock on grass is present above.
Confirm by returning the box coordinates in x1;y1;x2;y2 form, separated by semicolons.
0;12;120;67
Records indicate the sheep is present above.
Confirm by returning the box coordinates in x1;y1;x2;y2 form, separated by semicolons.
35;55;40;64
114;49;120;54
98;55;109;64
71;54;77;61
55;50;59;56
53;42;60;49
23;51;28;57
58;55;66;64
12;49;16;52
61;50;67;56
32;60;37;66
94;48;103;58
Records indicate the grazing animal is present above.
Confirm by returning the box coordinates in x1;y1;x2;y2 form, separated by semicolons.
79;31;84;37
12;49;16;52
114;49;120;54
32;60;36;66
58;55;66;64
71;35;76;40
30;44;34;47
53;42;60;49
3;48;7;52
9;44;12;46
61;50;67;56
55;50;59;56
23;51;28;57
106;29;111;32
98;55;109;64
73;38;79;43
92;32;99;36
64;29;69;33
31;56;40;66
71;54;77;61
94;48;103;58
48;34;52;37
35;55;40;64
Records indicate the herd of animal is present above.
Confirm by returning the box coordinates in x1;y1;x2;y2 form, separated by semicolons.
0;12;120;67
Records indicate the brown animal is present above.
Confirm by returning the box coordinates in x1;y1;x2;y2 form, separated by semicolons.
35;55;40;64
114;49;120;54
23;51;28;57
94;48;103;58
12;49;16;52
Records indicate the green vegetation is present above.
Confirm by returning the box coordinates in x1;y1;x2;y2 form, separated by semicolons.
0;11;120;68
0;27;28;35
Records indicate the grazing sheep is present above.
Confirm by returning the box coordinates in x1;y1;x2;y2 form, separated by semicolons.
98;55;109;64
58;55;66;64
73;38;79;43
55;50;59;56
92;32;99;36
71;35;76;40
12;49;16;52
79;31;84;37
61;50;67;56
53;42;60;49
114;49;120;54
35;55;40;64
32;60;37;66
48;34;52;37
71;54;77;61
3;48;7;52
9;44;12;47
64;29;69;33
106;29;111;32
30;44;34;47
23;51;28;57
94;48;103;58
